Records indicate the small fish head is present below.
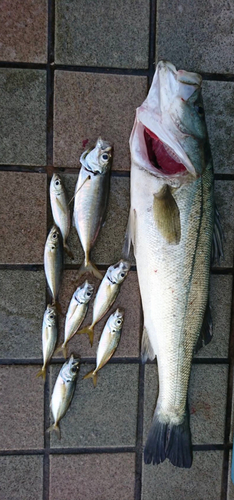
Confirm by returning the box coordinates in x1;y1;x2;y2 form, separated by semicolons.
47;226;62;250
51;173;63;194
61;354;80;381
75;280;94;304
107;260;130;284
81;137;112;174
130;60;208;180
44;304;57;327
109;308;124;333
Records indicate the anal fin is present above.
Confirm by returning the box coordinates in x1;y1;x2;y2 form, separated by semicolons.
141;327;155;363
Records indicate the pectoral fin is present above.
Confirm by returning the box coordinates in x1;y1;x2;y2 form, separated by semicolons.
194;302;213;354
55;196;66;214
153;185;181;245
211;204;224;264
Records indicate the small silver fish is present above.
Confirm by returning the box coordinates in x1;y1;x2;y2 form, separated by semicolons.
83;309;124;387
44;225;63;305
73;137;112;279
36;305;57;381
50;173;73;258
57;280;94;358
47;354;80;439
78;260;130;346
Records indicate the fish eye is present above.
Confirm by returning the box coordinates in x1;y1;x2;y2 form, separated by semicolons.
101;153;109;161
87;292;91;296
117;320;121;324
50;315;54;319
120;273;125;278
55;180;60;186
52;233;57;239
194;104;204;116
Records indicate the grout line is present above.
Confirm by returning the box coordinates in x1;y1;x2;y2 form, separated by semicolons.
0;446;136;456
0;61;233;82
0;357;230;366
221;274;234;499
148;0;157;86
135;360;145;500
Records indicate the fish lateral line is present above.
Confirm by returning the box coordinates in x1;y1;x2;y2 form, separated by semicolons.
68;175;91;206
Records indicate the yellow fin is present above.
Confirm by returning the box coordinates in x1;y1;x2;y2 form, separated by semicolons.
153;185;181;244
83;369;98;387
76;325;94;347
77;259;102;280
36;367;46;382
64;243;74;260
46;423;61;439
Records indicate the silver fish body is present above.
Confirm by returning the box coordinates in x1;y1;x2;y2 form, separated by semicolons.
48;354;79;438
44;225;63;304
73;138;112;279
78;259;130;346
83;309;124;386
50;173;72;256
37;305;57;381
129;61;215;468
62;280;94;354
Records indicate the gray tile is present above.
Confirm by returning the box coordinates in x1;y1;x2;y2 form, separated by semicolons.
0;0;47;63
49;363;138;447
0;172;47;264
203;81;234;174
214;181;234;269
0;270;46;359
57;270;141;358
156;0;234;73
0;455;43;500
53;71;147;169
142;450;223;500
0;365;44;450
56;174;133;266
144;364;227;445
195;275;232;358
55;0;149;68
0;69;46;165
50;453;135;500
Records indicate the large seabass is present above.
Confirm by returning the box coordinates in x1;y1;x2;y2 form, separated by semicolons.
128;61;221;468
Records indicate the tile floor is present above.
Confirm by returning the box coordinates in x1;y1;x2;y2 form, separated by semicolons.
0;1;234;499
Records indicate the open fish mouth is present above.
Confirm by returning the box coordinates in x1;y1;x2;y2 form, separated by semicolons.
130;60;203;179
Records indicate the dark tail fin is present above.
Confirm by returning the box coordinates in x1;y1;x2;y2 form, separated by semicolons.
144;417;167;465
166;413;192;468
144;411;192;468
36;367;46;382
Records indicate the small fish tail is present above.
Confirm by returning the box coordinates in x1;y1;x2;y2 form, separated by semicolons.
64;242;74;260
76;325;94;346
54;343;66;358
78;259;102;280
83;369;98;387
36;367;46;382
46;423;61;439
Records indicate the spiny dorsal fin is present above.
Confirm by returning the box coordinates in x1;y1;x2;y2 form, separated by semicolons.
211;204;224;264
153;185;181;245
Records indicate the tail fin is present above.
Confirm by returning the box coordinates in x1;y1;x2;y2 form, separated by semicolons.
144;417;167;465
166;416;192;468
83;369;98;387
78;259;102;280
54;343;67;359
36;367;46;382
144;411;192;468
76;325;94;347
46;423;61;439
64;243;74;260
